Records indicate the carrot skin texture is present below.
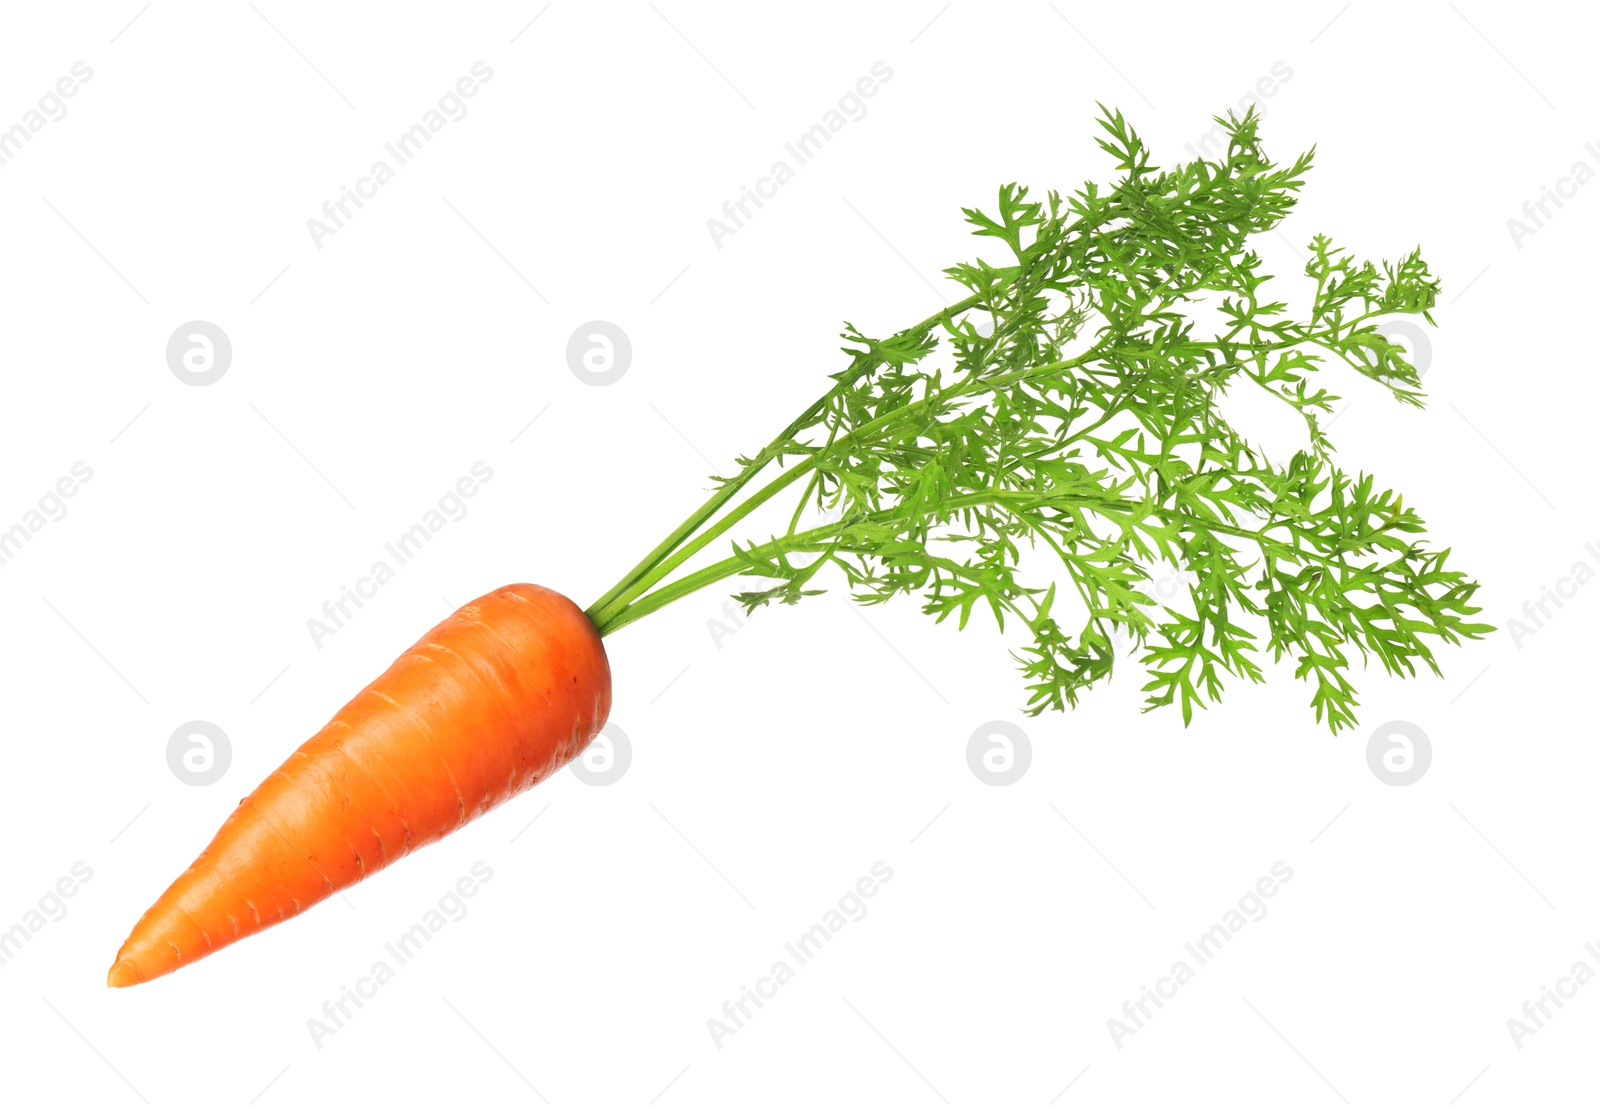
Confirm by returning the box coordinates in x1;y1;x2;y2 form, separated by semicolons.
107;584;610;988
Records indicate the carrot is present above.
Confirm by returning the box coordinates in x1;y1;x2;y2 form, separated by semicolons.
111;106;1489;986
107;584;609;987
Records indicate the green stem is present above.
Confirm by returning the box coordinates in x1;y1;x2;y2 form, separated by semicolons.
594;475;1128;636
589;343;1109;633
596;529;844;636
584;291;986;628
591;460;816;629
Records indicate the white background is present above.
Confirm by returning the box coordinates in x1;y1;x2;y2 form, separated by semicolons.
0;2;1594;1106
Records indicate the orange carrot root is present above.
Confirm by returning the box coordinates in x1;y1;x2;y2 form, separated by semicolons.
108;584;610;987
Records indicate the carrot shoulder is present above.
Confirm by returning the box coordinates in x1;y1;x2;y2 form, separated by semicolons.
107;584;610;988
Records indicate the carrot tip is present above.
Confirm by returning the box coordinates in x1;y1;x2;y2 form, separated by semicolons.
106;959;141;989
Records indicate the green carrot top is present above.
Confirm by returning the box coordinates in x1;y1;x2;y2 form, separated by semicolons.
589;105;1491;733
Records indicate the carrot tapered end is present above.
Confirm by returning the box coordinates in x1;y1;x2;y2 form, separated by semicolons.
106;959;142;988
105;892;219;988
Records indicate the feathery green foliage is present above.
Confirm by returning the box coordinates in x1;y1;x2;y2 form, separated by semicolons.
589;106;1490;732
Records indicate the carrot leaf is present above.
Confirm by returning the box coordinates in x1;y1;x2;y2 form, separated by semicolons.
589;106;1490;733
